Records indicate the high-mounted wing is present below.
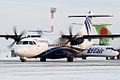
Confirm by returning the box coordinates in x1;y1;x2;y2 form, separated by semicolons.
0;34;41;40
62;34;120;45
83;34;120;39
0;34;41;48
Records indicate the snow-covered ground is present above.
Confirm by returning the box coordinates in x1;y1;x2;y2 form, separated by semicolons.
0;60;120;80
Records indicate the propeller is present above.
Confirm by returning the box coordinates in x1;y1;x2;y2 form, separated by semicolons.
9;27;26;48
65;26;84;46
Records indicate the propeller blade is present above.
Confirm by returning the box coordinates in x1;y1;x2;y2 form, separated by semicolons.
8;41;16;48
18;30;26;39
69;26;73;38
72;33;79;41
65;39;70;45
64;26;84;46
13;27;17;37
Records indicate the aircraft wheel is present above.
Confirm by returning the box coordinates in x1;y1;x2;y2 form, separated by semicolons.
110;56;115;60
117;55;120;59
20;58;27;62
67;57;73;62
82;56;86;60
106;57;109;60
40;58;46;62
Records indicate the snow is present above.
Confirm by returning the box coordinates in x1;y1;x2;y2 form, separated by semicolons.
0;60;120;80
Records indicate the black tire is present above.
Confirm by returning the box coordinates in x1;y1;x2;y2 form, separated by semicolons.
110;56;115;60
20;58;27;62
40;58;46;62
67;57;73;62
82;56;86;60
117;55;120;59
106;57;109;60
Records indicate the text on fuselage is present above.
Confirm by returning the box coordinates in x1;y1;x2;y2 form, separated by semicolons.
87;47;104;53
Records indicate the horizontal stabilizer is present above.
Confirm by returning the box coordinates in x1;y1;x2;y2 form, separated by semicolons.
68;15;113;18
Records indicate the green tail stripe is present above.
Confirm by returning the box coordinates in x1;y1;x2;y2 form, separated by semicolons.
94;24;112;44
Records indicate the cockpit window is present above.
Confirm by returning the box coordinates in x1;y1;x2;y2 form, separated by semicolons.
32;41;36;45
18;41;23;45
106;47;115;51
29;41;36;45
106;47;112;49
22;41;28;45
18;41;36;45
29;41;33;45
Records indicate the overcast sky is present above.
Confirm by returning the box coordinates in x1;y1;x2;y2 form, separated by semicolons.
0;0;120;50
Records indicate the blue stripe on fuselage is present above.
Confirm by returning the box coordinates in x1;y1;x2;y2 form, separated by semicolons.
39;46;82;59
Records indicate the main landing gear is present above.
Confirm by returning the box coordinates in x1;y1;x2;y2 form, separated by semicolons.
67;57;73;62
117;55;120;59
82;56;87;60
106;56;115;60
40;58;46;62
40;57;74;62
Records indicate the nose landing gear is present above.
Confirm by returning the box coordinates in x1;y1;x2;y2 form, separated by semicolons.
20;57;27;62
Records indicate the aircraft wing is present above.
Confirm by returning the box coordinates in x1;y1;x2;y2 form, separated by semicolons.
0;34;41;39
0;35;16;39
62;34;120;39
83;34;120;39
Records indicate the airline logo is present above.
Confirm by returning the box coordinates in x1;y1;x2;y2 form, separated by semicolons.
100;27;108;35
87;47;104;53
84;16;91;35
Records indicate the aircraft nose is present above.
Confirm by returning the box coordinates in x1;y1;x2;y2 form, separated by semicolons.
115;51;119;55
14;47;26;56
111;50;119;56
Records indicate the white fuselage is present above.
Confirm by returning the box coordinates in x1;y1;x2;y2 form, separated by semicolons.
14;37;119;59
14;24;92;59
13;25;119;60
14;40;48;58
77;45;119;57
14;36;68;58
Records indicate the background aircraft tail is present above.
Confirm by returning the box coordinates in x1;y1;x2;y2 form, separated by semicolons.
93;24;112;45
68;14;112;48
69;14;112;36
84;16;92;35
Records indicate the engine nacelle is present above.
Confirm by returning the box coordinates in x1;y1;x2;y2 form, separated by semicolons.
70;37;84;45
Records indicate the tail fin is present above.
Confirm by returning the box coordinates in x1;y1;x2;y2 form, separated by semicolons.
93;24;112;45
84;16;92;35
69;14;112;35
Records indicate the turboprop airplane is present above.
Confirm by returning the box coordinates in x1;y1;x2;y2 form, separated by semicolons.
66;23;117;60
68;15;120;60
0;14;120;62
93;23;120;59
93;24;112;45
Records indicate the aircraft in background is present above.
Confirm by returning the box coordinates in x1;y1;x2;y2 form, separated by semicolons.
93;24;112;45
68;23;118;60
93;23;120;59
0;14;120;62
63;15;119;60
